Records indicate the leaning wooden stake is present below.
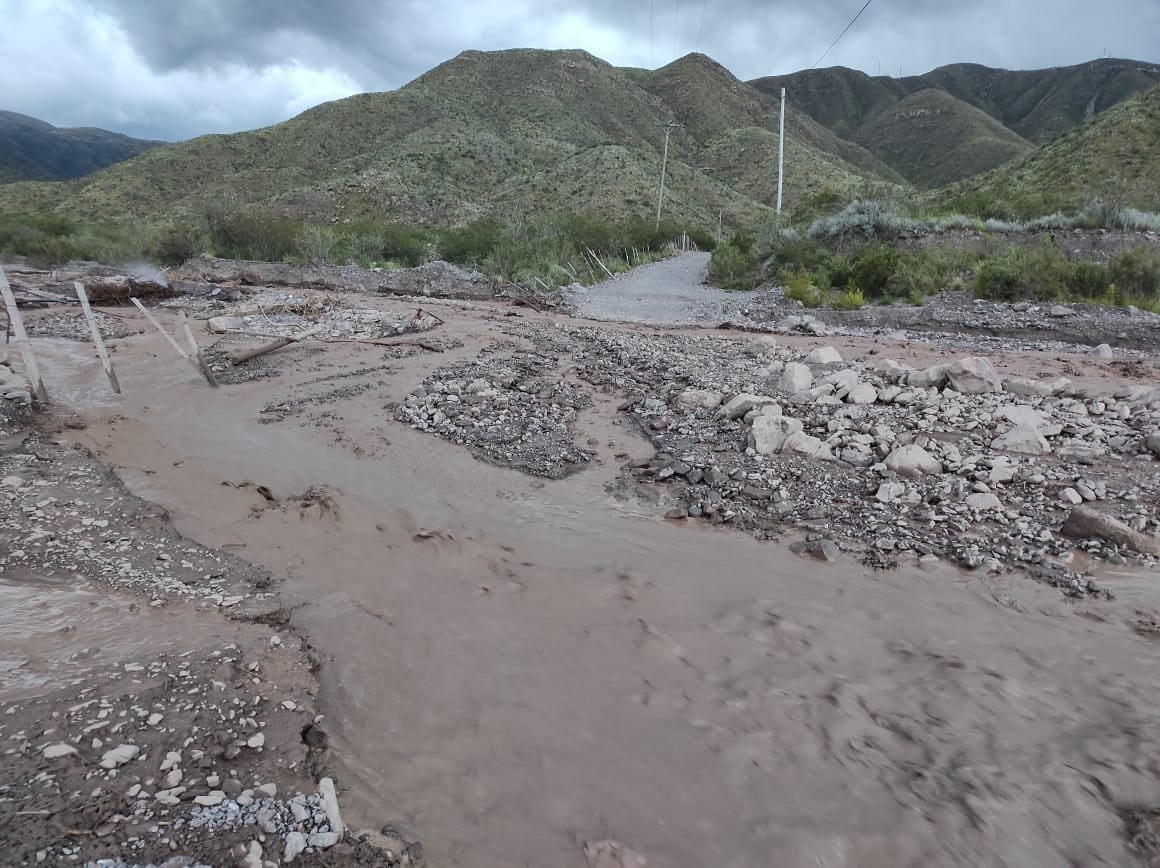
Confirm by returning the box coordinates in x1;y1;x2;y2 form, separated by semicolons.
130;297;217;387
179;311;219;388
0;265;49;403
74;281;121;394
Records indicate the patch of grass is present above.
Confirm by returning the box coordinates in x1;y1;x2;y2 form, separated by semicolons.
784;269;823;307
832;287;865;309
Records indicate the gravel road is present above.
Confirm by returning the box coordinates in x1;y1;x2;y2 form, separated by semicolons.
561;252;734;324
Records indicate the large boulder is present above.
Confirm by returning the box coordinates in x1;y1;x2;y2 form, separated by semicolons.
846;383;878;405
781;432;836;461
1060;506;1160;556
991;427;1052;455
1146;431;1160;456
748;415;803;455
675;389;725;412
717;393;778;420
946;357;1003;394
907;363;950;390
780;362;813;393
884;444;942;478
806;346;842;364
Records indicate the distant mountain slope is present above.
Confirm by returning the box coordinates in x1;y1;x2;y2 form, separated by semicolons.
0;49;900;230
0;111;162;183
750;58;1160;185
848;89;1034;188
935;84;1160;215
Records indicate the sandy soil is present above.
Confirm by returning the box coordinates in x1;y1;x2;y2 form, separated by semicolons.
3;284;1160;867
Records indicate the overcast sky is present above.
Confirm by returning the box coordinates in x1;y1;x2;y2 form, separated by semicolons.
3;0;1158;142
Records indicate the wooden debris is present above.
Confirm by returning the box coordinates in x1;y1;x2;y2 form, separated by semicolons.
0;265;49;403
179;311;219;387
83;275;174;305
229;324;324;365
130;297;218;387
74;282;121;394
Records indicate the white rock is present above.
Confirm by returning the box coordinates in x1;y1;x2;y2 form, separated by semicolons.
1059;487;1084;505
846;383;878;405
160;750;182;771
307;831;341;849
283;831;308;863
1091;343;1114;358
885;444;943;478
780;362;813;393
240;841;263;868
806;346;842;364
247;732;266;749
1;476;25;488
675;389;724;412
875;482;907;504
965;492;1003;511
162;769;183;788
991;427;1052;455
1050;305;1072;317
946;357;1003;394
206;316;246;333
194;791;225;807
907;363;950;390
1146;431;1160;456
988;457;1018;484
42;743;78;759
717;393;777;420
872;358;910;381
748;415;804;455
1003;377;1054;398
256;783;278;798
100;744;140;769
749;336;779;353
780;432;836;461
318;776;345;835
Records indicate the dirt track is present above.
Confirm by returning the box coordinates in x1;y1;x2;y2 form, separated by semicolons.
3;268;1160;867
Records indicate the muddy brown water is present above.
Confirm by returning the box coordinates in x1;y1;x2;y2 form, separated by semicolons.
24;309;1160;867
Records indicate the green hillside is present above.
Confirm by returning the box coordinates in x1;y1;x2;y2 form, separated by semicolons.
0;49;899;232
0;111;162;183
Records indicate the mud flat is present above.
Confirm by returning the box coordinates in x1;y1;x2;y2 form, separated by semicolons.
2;272;1160;866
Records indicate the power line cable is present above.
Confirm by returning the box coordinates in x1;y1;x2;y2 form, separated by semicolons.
673;0;680;58
695;0;708;52
812;0;874;68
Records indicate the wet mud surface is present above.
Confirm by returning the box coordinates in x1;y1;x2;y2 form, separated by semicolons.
2;270;1160;866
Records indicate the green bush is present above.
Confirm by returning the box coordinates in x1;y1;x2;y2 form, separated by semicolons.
440;219;503;264
379;223;430;267
974;258;1028;302
708;242;761;291
833;287;865;310
849;244;899;298
205;209;300;262
151;222;205;266
1108;247;1160;304
784;270;823;307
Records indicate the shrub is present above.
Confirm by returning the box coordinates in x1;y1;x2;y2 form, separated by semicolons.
152;222;205;266
1108;247;1160;304
833;287;865;310
205;209;300;262
974;258;1028;302
297;225;336;265
708;243;761;290
784;270;823;307
379;223;430;267
439;219;503;264
849;244;899;298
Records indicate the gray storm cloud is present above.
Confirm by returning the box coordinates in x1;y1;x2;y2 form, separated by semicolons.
1;0;1158;140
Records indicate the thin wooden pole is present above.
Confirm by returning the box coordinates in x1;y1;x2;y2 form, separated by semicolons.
0;265;49;403
74;281;121;394
130;297;216;387
179;311;219;387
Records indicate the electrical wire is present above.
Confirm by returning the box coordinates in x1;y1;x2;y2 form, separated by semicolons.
673;0;680;58
695;0;708;52
812;0;874;68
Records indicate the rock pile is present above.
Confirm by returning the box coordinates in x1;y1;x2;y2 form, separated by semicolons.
515;322;1160;580
396;343;596;478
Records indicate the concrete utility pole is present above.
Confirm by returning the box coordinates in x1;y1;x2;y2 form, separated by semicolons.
776;88;786;217
655;120;683;230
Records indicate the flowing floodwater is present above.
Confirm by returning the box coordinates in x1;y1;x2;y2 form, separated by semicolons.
30;313;1160;867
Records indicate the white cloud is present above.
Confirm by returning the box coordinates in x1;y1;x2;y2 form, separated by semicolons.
1;0;1158;140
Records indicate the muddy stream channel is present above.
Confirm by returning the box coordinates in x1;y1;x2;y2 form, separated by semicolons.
8;300;1160;868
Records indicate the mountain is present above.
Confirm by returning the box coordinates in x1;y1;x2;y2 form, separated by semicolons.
847;89;1033;188
935;83;1160;216
0;50;900;231
750;58;1160;186
0;111;162;183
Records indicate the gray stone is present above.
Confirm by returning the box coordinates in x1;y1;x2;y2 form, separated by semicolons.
1050;305;1072;317
749;336;779;354
717;393;777;420
780;362;813;393
872;358;909;381
806;346;843;364
748;415;803;455
308;831;342;849
318;776;345;835
1061;506;1160;556
675;389;724;412
965;492;1002;511
789;539;841;562
946;357;1003;394
846;383;878;405
874;482;907;504
780;432;836;461
1058;488;1083;505
284;831;308;863
1004;377;1055;398
988;457;1018;484
991;427;1052;456
42;743;78;759
884;444;942;478
1091;343;1115;359
907;363;950;390
99;744;140;769
1146;431;1160;456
